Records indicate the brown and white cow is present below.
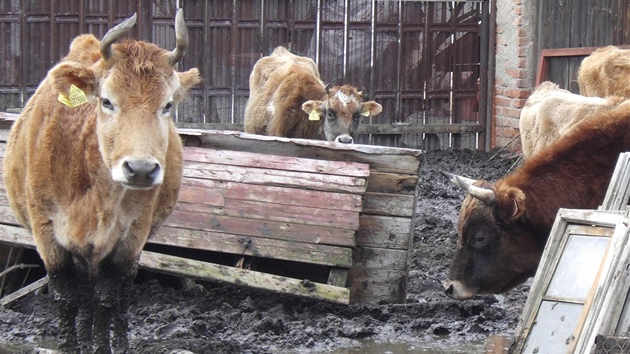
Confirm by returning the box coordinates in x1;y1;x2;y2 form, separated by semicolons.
578;45;630;98
244;46;382;143
3;10;200;353
442;99;630;300
519;81;627;158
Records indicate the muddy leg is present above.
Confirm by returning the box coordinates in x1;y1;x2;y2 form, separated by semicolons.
93;274;120;354
112;275;134;354
49;264;81;354
76;272;94;354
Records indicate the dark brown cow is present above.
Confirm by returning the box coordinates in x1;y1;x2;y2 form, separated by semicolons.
442;99;630;300
244;46;382;143
3;10;200;353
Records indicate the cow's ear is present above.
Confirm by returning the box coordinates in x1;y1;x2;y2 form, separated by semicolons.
497;187;526;220
49;62;98;98
302;100;323;121
360;101;383;117
175;68;202;102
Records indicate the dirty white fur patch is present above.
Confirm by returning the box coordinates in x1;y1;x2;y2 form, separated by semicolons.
334;90;356;106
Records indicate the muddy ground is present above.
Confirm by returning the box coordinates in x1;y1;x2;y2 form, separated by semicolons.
0;148;531;353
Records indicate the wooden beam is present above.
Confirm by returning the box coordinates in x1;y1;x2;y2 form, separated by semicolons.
139;251;351;304
1;276;48;307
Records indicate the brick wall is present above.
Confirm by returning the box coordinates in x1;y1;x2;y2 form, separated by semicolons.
492;0;538;150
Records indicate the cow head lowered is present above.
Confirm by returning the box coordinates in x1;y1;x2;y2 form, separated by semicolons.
302;85;382;143
440;172;546;300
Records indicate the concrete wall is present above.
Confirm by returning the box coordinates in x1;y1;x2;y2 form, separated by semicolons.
492;0;538;150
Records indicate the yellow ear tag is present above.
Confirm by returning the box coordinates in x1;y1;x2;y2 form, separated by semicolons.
360;110;370;117
68;85;88;107
58;92;73;107
308;110;321;121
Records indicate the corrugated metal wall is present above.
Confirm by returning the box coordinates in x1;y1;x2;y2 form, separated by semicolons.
0;0;490;150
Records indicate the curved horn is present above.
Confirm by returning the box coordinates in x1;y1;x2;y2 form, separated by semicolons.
325;83;332;94
441;171;477;186
441;171;496;205
101;13;138;61
167;8;189;66
463;181;496;205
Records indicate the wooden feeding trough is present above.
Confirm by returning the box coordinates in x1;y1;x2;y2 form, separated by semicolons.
0;116;422;305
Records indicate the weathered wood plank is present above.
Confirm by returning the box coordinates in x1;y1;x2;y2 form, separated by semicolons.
355;215;412;250
151;226;353;267
183;161;368;194
0;224;33;248
180;130;423;175
181;178;363;212
327;268;349;287
139;251;351;304
176;196;361;231
163;209;357;247
183;146;371;178
362;193;415;218
0;275;49;307
348;261;408;304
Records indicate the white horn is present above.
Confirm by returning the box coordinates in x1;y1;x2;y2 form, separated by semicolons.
441;171;495;205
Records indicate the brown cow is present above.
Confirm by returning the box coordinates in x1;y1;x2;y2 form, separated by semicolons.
519;81;627;158
578;45;630;98
3;10;200;353
244;46;382;143
442;99;630;300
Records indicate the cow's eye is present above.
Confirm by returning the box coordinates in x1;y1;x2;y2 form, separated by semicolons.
163;102;173;115
473;233;486;247
326;111;335;120
101;98;114;111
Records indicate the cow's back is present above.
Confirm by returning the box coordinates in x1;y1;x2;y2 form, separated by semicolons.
578;45;630;97
519;81;627;157
244;48;326;139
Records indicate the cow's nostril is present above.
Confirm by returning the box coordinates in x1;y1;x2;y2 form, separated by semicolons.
122;161;135;177
444;284;454;296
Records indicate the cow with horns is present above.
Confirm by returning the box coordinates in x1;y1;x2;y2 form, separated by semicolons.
441;99;630;300
3;9;200;353
244;46;383;144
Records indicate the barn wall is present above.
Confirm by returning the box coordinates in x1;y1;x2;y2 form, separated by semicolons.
0;0;491;151
493;0;630;150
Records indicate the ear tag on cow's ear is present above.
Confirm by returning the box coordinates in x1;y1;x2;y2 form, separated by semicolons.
308;111;321;121
58;92;73;107
68;85;88;107
360;110;370;117
58;85;88;108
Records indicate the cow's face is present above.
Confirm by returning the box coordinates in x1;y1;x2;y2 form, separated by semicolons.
441;172;543;300
302;85;382;143
49;11;200;190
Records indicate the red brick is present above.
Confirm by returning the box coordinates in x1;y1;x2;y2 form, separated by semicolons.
506;89;531;99
507;69;528;79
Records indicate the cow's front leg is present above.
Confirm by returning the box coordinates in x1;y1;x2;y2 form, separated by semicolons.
112;274;135;354
48;258;81;354
93;273;120;354
74;260;94;354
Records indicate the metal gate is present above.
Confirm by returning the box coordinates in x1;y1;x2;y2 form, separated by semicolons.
0;0;491;150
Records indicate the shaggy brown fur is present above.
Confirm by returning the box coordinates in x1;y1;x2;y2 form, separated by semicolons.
520;81;627;157
444;99;630;300
244;46;382;143
578;45;630;98
3;14;200;354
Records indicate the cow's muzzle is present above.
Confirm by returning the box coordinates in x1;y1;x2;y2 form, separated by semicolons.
443;278;478;300
113;157;164;189
334;134;354;144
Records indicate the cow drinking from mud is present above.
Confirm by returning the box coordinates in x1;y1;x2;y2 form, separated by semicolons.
3;10;200;353
441;100;630;300
244;46;382;143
